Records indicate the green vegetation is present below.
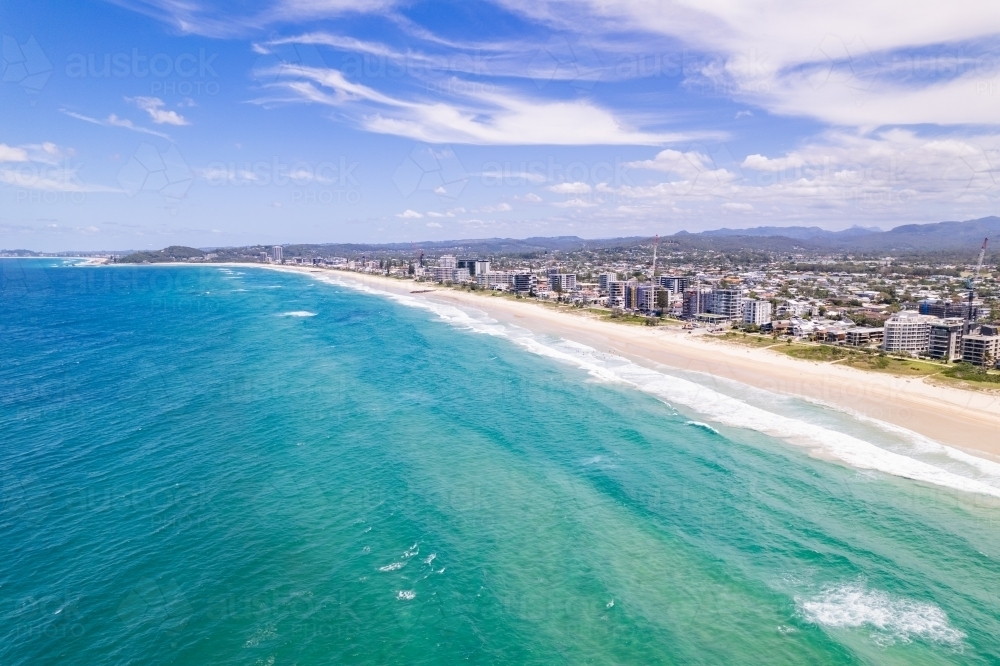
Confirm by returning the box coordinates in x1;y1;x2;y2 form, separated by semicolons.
718;332;781;348
119;246;205;263
941;363;1000;384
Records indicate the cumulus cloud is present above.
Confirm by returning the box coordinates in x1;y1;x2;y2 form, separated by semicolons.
0;144;29;162
129;97;190;126
547;181;592;194
741;153;806;171
396;209;423;218
553;198;597;208
475;202;513;212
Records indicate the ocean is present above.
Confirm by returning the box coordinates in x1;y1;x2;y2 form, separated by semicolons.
3;258;1000;664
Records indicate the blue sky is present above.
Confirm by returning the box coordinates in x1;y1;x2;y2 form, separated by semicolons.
3;0;1000;251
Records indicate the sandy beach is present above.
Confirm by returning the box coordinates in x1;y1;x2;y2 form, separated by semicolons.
268;266;1000;460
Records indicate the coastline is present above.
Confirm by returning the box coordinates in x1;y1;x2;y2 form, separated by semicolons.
276;265;1000;459
92;260;1000;460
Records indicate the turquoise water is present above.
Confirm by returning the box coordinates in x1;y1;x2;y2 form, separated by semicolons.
4;259;1000;664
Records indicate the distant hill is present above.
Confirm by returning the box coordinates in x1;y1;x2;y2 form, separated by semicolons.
97;215;1000;264
119;246;206;263
668;216;1000;255
699;225;883;240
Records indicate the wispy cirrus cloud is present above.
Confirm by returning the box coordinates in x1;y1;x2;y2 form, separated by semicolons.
495;0;1000;127
107;0;398;37
252;63;717;145
61;109;171;139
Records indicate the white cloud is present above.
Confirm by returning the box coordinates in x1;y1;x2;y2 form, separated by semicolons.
603;128;1000;224
61;109;170;139
475;202;513;213
129;97;190;126
0;141;117;192
0;144;29;162
255;64;714;145
396;209;423;218
553;198;597;208
498;0;1000;127
108;0;397;38
522;192;543;202
426;221;442;227
741;154;806;171
547;181;591;194
0;165;119;193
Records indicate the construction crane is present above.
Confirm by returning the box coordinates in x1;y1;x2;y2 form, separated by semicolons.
965;237;989;334
651;234;659;280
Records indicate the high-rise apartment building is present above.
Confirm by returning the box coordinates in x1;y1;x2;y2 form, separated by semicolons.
742;299;772;326
883;312;938;354
929;318;965;362
710;288;743;320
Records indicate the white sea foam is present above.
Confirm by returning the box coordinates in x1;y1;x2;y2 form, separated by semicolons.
513;335;1000;499
379;561;406;572
685;421;720;435
303;270;1000;499
402;543;419;558
279;311;316;317
799;582;965;646
397;590;416;601
423;553;437;565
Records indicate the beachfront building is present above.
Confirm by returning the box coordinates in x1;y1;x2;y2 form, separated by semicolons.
271;246;283;263
598;273;617;293
511;272;537;294
438;254;457;269
622;282;656;311
430;267;470;282
961;325;1000;366
882;312;938;355
845;327;884;347
607;280;628;309
742;299;772;326
929;318;965;362
682;288;710;319
710;288;743;321
549;273;577;293
477;271;513;289
635;284;659;313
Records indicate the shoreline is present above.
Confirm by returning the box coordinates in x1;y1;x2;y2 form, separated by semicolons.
84;260;1000;459
279;266;1000;459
